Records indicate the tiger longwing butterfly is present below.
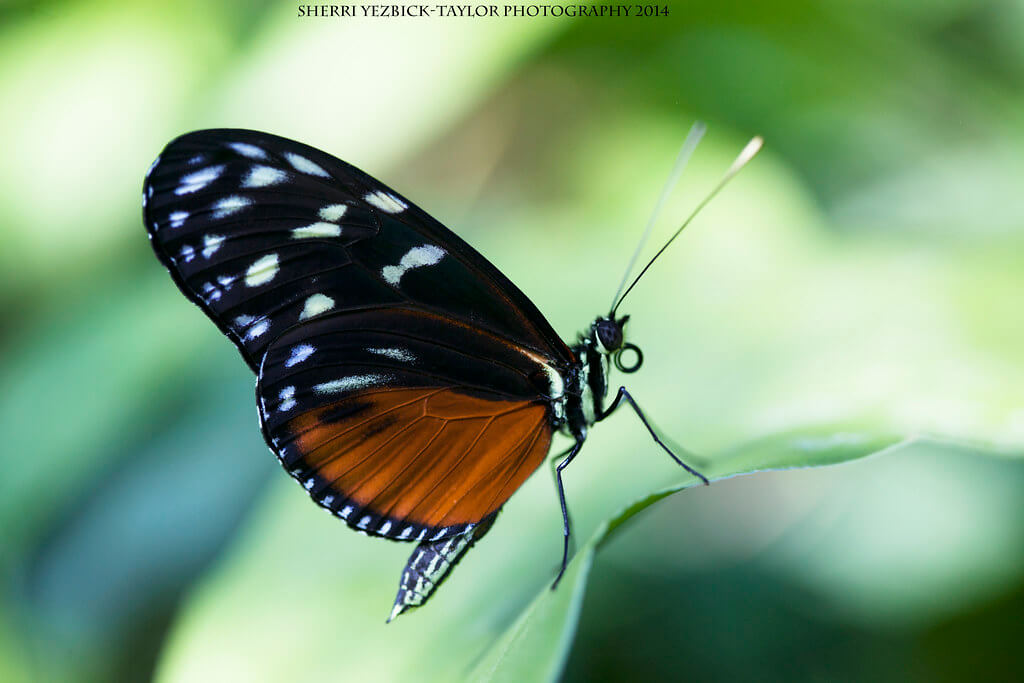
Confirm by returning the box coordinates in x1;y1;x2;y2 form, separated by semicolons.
142;126;760;621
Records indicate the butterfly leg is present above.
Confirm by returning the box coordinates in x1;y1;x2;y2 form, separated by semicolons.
548;443;578;565
548;442;576;484
552;437;585;589
601;386;710;486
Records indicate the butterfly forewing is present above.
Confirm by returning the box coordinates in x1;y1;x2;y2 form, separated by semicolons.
143;129;571;371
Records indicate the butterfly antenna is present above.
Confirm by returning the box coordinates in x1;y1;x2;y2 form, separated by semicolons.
609;121;707;314
611;135;763;316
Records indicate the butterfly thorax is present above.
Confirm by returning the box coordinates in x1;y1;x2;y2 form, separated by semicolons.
558;315;632;439
566;338;609;438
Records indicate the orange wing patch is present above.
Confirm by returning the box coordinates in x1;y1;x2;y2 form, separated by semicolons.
283;388;551;534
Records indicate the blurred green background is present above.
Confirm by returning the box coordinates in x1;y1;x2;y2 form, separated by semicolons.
2;0;1023;681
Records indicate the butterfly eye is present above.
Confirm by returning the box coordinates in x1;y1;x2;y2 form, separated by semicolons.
614;343;643;373
595;318;623;352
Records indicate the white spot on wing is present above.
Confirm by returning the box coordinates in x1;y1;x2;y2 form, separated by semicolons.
314;374;389;394
304;477;315;490
319;204;348;221
284;152;330;177
291;222;341;239
245;254;279;287
430;528;447;541
212;195;252;219
339;506;353;519
379;521;392;534
285;344;315;368
179;244;195;263
279;386;296;412
201;281;221;302
364;190;408;213
399;527;413;539
242;165;288;188
202;234;225;259
357;515;371;529
299;293;334;319
176;165;224;195
381;245;445;285
366;347;416;363
169;211;189;228
228;142;267;159
217;274;236;290
244;319;269;340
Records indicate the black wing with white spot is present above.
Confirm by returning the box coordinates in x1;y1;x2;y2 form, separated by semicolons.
143;129;572;372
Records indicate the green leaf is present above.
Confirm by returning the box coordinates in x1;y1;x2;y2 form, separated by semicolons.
468;428;902;682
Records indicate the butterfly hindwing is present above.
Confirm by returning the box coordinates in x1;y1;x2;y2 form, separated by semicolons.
143;129;571;371
258;308;555;542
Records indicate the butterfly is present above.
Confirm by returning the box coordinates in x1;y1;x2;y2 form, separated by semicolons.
142;127;759;621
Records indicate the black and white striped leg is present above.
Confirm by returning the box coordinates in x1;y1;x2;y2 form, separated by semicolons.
600;386;709;486
552;438;585;589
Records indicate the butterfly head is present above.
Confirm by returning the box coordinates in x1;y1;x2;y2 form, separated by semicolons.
591;315;643;374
